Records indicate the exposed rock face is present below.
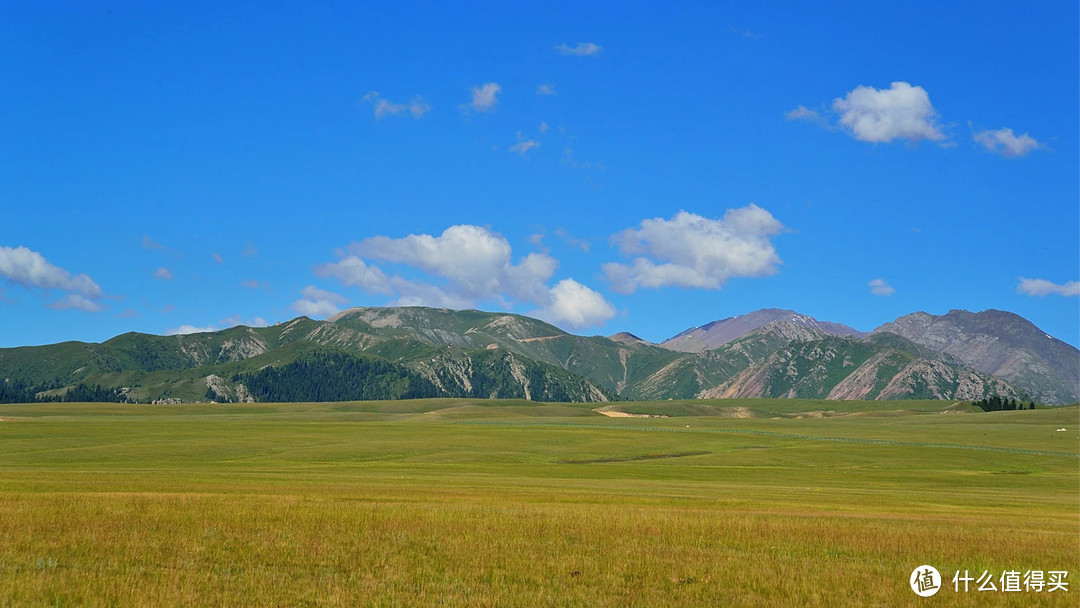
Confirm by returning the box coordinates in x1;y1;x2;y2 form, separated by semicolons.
696;324;1023;401
204;374;254;403
873;309;1079;404
663;308;865;353
216;330;269;363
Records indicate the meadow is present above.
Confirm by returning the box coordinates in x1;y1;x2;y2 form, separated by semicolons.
0;398;1076;606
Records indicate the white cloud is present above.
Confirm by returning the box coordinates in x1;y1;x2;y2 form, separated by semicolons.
388;277;474;309
48;294;104;313
164;324;218;336
536;84;556;96
603;206;785;294
1017;277;1080;297
831;82;945;143
533;279;616;329
510;137;540;158
785;105;823;123
556;42;602;56
348;225;556;302
315;256;394;294
538;121;550;134
467;83;501;113
0;246;103;298
292;285;349;317
154;267;173;281
221;315;269;328
141;235;163;250
362;91;431;119
301;285;348;304
868;278;895;296
973;126;1042;157
318;225;614;328
163;315;270;336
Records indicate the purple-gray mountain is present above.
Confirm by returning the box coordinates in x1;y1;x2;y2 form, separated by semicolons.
872;309;1079;405
662;307;1077;404
662;308;865;353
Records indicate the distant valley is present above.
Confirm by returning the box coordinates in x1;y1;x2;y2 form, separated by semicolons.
1;307;1076;405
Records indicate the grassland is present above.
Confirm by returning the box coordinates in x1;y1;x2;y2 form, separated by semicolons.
0;398;1076;606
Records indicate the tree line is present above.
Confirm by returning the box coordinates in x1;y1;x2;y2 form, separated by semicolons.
972;396;1036;411
0;380;126;404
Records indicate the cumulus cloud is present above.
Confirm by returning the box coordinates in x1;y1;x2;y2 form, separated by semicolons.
319;225;614;328
0;246;103;302
973;126;1043;157
556;42;602;56
316;256;394;294
466;83;501;113
831;82;945;143
1017;278;1080;297
536;84;556;96
292;285;349;317
362;91;431;119
347;225;556;303
48;294;104;313
533;279;616;329
154;267;173;281
388;277;474;309
868;278;895;296
603;205;785;294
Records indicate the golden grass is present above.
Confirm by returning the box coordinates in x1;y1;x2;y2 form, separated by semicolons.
0;400;1076;606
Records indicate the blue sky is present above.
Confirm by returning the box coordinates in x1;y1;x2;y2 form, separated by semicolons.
2;1;1078;348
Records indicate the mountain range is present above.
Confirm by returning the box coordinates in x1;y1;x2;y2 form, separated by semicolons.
0;307;1075;405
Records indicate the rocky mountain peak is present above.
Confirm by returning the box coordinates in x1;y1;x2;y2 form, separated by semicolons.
872;309;1079;404
662;308;864;353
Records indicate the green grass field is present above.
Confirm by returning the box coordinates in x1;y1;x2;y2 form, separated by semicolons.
0;399;1076;606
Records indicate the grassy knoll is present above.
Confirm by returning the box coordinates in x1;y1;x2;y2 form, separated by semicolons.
0;399;1076;606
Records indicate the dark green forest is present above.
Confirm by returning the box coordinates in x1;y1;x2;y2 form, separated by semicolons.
233;352;441;402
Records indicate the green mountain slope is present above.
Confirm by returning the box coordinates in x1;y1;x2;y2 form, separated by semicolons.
0;306;1057;404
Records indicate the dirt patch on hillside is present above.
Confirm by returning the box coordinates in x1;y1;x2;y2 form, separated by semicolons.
717;406;756;418
594;409;668;419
